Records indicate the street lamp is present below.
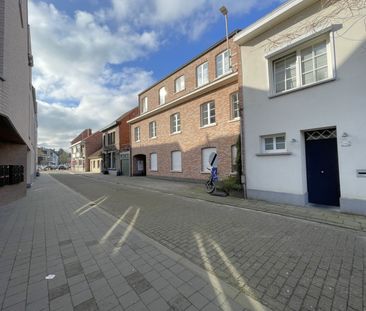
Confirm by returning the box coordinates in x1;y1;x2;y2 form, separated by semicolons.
219;6;230;54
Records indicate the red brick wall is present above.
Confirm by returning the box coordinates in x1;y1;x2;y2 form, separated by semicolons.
132;82;240;180
71;129;92;145
138;35;240;113
130;35;241;180
118;107;139;150
85;132;102;171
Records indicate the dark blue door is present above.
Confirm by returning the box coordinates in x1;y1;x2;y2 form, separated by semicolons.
305;136;340;206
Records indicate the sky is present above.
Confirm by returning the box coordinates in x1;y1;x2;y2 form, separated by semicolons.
30;0;285;151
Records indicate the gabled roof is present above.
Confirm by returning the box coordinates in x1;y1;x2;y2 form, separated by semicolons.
234;0;318;45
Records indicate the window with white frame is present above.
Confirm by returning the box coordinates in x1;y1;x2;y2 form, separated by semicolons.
201;147;216;172
262;134;286;153
216;50;230;78
231;92;240;119
159;87;167;105
149;121;157;138
170;113;181;134
175;76;185;93
150;153;157;171
196;62;209;87
231;145;238;173
141;97;148;113
134;127;140;142
271;38;331;95
171;151;182;172
200;102;215;127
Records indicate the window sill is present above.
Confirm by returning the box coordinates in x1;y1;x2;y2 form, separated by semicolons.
135;140;141;143
150;170;158;172
215;70;233;80
175;89;185;94
170;131;181;136
269;77;336;98
228;118;240;123
256;152;292;156
170;170;182;173
149;137;157;140
200;123;217;129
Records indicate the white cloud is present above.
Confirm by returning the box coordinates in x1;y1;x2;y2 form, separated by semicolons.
108;0;282;40
31;0;281;150
29;1;156;149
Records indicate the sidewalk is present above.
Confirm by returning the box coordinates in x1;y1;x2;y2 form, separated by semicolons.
0;174;267;311
75;172;366;232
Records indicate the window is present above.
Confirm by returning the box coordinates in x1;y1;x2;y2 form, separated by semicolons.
301;41;328;85
196;62;209;87
231;145;238;173
273;53;297;93
175;76;185;92
262;134;286;153
93;161;96;169
159;87;167;105
200;102;215;127
201;147;216;172
216;50;230;78
134;127;140;142
170;113;181;134
107;132;115;145
171;151;182;172
149;121;157;138
141;97;148;113
272;39;331;94
150;153;157;171
107;152;116;169
97;160;100;169
231;92;240;119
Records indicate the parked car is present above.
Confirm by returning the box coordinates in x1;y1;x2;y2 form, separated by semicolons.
58;165;67;170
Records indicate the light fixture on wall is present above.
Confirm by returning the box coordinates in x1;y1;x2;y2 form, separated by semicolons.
342;132;349;138
290;138;297;143
341;132;351;147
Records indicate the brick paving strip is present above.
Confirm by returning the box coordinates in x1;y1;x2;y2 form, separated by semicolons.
0;174;268;311
81;172;366;232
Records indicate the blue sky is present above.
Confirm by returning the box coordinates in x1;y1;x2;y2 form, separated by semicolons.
30;0;284;150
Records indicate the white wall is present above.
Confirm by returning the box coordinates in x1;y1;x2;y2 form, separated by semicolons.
240;1;366;212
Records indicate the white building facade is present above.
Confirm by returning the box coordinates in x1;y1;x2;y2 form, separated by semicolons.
0;0;37;205
235;0;366;214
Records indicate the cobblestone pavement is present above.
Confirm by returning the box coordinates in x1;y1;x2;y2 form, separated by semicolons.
0;174;262;311
50;172;366;311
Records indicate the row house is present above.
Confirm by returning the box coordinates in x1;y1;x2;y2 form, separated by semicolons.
0;0;37;205
129;31;242;180
37;147;59;167
101;107;139;175
234;0;366;214
70;129;102;172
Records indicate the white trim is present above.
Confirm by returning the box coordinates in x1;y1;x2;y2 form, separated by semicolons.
200;123;217;129
268;34;335;97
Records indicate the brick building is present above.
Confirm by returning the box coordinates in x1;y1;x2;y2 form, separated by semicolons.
0;0;37;205
129;31;242;181
70;129;102;172
101;107;139;175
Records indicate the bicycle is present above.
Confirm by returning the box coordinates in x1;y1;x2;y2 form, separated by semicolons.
205;167;218;193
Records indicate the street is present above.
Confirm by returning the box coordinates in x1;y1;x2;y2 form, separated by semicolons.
50;172;365;311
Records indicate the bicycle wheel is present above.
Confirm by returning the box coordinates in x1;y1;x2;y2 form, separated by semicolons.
205;180;216;193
